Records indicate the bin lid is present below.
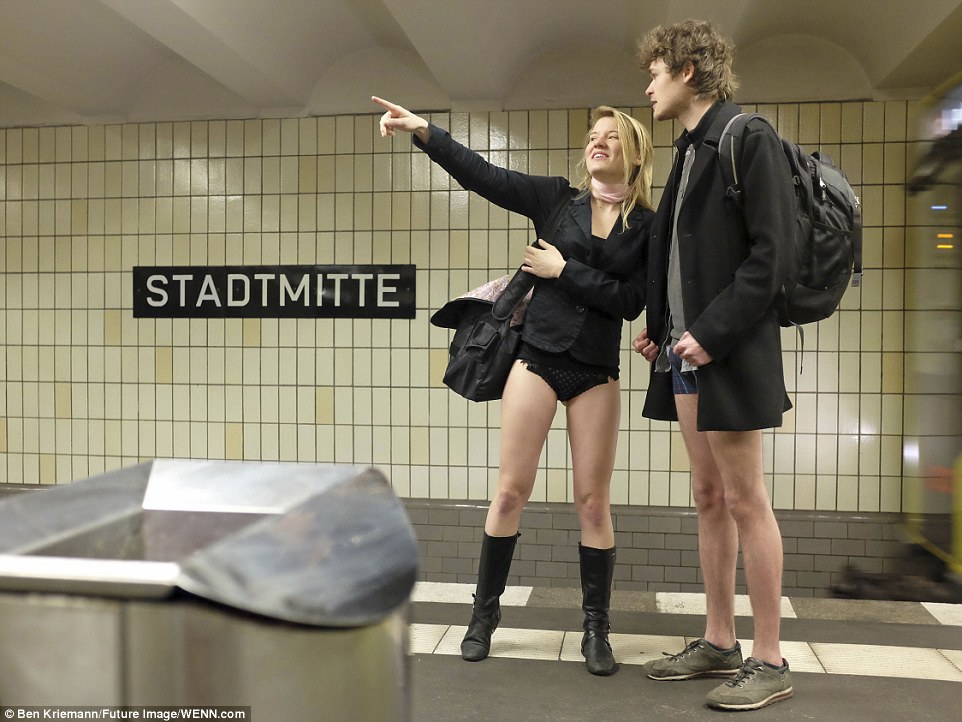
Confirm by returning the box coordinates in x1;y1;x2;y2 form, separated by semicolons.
0;460;418;627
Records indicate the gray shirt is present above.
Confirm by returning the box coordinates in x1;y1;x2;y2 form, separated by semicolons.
661;144;697;373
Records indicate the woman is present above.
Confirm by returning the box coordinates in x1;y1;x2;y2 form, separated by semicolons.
373;96;653;676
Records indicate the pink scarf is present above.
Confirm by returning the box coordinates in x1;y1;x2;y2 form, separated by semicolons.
591;177;628;204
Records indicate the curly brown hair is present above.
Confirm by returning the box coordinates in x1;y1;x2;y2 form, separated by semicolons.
637;19;738;101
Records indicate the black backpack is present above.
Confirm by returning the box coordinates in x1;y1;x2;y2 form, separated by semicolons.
718;113;862;328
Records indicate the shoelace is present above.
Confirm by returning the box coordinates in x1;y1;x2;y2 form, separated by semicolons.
663;639;702;660
726;660;763;688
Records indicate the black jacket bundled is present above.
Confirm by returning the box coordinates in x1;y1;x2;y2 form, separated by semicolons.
415;124;653;370
642;101;795;431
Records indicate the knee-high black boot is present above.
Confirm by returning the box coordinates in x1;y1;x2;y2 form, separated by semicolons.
580;544;618;675
460;532;519;662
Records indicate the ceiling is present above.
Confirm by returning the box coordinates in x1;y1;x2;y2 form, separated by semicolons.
2;0;962;128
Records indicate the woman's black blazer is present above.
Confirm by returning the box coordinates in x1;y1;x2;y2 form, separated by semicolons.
415;124;652;370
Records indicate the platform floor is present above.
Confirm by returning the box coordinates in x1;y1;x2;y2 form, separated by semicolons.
408;583;962;721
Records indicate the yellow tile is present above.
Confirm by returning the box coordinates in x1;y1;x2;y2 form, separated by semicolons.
241;318;261;347
839;353;861;392
408;426;428;466
280;117;299;155
862;143;883;184
814;470;837;509
884;100;907;141
428;348;449;389
669;430;690;471
335;115;355;154
818;103;841;144
860;353;882;394
836;474;859;510
55;383;71;418
798;104;820;145
837;433;860;476
668;471;692;506
298;156;318;194
793;474;816;510
35;127;53;162
0;419;6;453
774;433;796;474
840;103;862;143
883;185;905;226
546;467;569;503
151;346;172;384
104;310;122;345
468;112;489;151
838;143;862;185
881;353;903;394
863;102;885;141
884;142;906;184
40;454;57;485
816;391;838;433
316;386;334;425
648;471;670;506
115;124;134;161
881;395;903;436
881;269;904;311
879;476;902;513
859;436;882;481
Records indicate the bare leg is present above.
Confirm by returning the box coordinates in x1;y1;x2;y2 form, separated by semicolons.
568;377;620;675
675;394;738;650
484;361;558;536
567;377;620;548
462;361;558;663
707;429;784;666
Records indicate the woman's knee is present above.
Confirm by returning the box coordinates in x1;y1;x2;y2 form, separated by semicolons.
574;490;611;529
491;486;531;516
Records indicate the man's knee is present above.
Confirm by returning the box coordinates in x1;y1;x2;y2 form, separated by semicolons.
692;474;725;512
721;482;769;524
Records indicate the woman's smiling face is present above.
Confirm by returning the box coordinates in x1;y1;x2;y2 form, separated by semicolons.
585;115;625;183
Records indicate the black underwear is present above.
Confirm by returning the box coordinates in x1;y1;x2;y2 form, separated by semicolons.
520;360;613;401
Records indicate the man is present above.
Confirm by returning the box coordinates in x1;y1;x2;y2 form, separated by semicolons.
633;20;795;711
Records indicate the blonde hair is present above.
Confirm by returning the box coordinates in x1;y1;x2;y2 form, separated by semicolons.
575;106;654;228
637;19;738;101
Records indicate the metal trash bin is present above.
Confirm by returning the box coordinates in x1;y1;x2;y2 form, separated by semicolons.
0;460;418;721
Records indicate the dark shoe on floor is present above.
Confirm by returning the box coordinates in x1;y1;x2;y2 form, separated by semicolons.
704;657;794;711
460;596;501;661
582;630;617;676
645;638;743;680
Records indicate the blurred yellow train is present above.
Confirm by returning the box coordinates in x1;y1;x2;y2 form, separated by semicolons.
903;72;962;580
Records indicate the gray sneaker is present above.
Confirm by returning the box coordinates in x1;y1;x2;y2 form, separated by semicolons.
645;638;743;680
705;657;794;711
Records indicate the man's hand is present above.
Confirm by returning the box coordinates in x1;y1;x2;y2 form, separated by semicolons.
632;327;659;362
674;331;712;367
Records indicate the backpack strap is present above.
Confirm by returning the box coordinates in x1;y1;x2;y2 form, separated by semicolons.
851;201;863;286
492;192;572;321
718;112;771;205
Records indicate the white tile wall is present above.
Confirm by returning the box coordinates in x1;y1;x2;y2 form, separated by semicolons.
0;100;914;511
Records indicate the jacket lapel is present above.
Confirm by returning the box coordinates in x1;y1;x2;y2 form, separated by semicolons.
570;195;592;241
